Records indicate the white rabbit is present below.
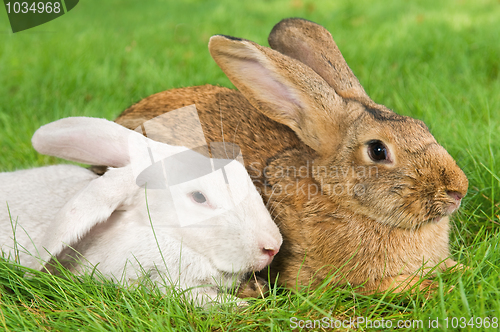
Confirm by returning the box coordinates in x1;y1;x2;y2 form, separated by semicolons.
0;165;99;263
0;116;282;305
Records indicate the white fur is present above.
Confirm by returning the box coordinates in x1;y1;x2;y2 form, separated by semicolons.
0;165;99;263
0;117;282;305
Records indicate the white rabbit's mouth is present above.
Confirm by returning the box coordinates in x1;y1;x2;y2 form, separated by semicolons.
253;252;278;272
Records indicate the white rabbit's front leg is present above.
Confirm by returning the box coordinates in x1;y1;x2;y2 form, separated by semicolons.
26;166;140;270
187;287;247;307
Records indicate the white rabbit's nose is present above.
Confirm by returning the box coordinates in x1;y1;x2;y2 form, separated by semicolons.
253;245;280;271
262;247;279;257
259;235;282;257
252;235;282;271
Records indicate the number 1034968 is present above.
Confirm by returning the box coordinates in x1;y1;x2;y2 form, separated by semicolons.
5;2;61;14
444;317;498;329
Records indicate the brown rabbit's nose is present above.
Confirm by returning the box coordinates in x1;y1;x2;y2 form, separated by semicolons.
446;191;463;214
447;191;463;202
262;247;279;257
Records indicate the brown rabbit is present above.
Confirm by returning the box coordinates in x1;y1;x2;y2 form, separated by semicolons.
115;18;468;294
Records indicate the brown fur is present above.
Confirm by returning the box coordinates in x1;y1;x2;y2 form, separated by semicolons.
115;18;468;294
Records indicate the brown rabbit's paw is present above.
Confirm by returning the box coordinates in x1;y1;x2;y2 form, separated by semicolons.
236;274;270;299
416;278;439;297
443;259;469;273
367;274;437;296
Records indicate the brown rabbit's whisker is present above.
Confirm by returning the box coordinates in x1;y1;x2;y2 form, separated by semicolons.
402;174;419;182
270;206;286;224
264;178;288;214
386;198;424;230
392;212;410;229
267;188;290;219
404;211;420;230
231;118;242;149
391;201;413;222
267;199;279;216
389;187;405;198
217;94;229;159
265;181;284;207
268;195;288;217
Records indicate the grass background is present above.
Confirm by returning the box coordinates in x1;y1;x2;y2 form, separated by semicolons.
1;0;499;330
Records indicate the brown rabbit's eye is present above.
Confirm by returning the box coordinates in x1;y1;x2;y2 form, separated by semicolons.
191;191;207;204
367;140;389;162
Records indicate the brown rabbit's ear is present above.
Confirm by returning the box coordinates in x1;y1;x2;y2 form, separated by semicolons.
268;18;375;107
209;35;348;153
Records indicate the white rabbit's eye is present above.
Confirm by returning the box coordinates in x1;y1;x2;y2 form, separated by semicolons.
367;140;389;162
191;191;207;204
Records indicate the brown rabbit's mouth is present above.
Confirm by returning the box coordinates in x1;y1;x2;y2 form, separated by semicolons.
369;170;465;229
428;216;444;223
423;201;461;225
383;212;448;229
423;212;449;225
380;196;457;229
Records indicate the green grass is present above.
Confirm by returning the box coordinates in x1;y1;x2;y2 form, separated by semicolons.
1;0;500;330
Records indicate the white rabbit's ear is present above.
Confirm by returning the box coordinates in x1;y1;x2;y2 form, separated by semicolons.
30;166;140;270
32;117;135;167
